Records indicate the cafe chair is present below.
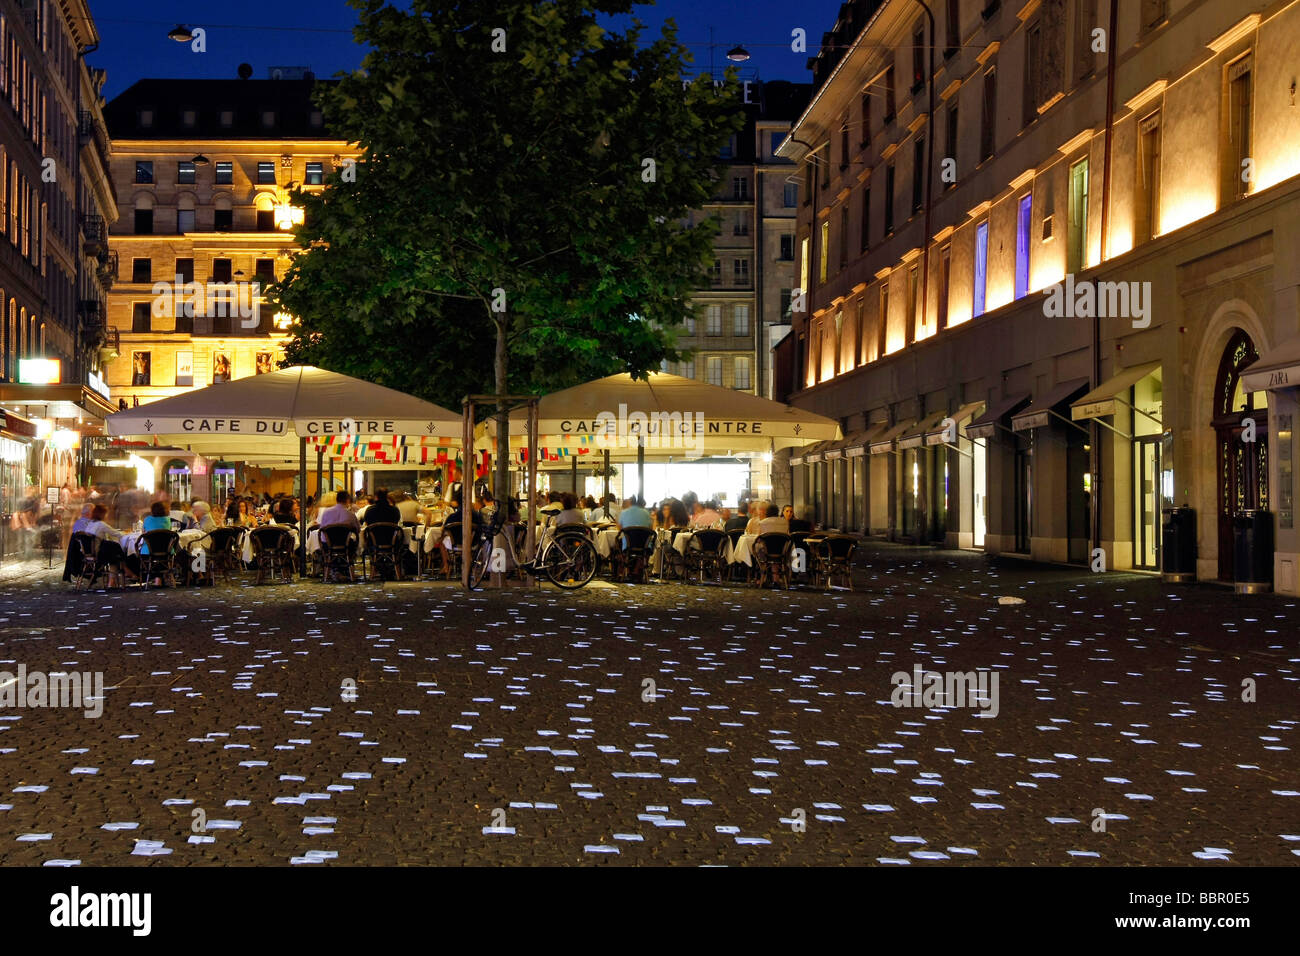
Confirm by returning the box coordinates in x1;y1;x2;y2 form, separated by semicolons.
811;534;857;591
612;527;657;583
139;529;182;589
206;527;245;583
250;525;297;584
317;524;355;583
362;522;406;582
685;529;729;585
752;532;793;590
72;532;112;590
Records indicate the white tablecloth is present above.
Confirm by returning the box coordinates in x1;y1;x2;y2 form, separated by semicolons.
731;533;759;567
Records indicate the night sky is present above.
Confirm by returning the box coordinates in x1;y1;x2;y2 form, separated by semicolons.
84;0;843;99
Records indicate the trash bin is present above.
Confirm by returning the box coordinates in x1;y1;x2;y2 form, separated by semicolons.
1161;506;1197;583
1232;509;1274;594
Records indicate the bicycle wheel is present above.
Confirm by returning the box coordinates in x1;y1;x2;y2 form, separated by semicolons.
467;537;493;590
545;535;598;589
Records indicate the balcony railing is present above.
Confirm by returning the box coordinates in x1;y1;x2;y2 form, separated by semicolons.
80;215;107;255
96;251;118;291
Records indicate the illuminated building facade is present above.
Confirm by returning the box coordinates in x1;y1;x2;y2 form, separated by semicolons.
776;0;1300;590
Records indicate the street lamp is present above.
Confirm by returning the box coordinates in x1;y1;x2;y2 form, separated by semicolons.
191;154;210;167
726;45;751;63
167;24;194;43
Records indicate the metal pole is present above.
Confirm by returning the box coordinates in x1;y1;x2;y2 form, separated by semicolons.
603;449;610;503
315;447;323;501
637;438;645;503
298;435;307;576
571;453;578;499
526;399;538;580
462;399;474;589
329;456;335;494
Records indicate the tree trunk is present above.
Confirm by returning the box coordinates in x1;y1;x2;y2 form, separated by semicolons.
494;316;510;502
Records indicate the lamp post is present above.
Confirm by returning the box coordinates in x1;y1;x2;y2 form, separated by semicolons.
914;1;936;341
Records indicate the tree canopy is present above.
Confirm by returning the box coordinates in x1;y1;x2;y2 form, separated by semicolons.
270;0;744;422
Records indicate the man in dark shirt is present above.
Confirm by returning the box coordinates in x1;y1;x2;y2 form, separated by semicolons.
362;488;401;525
724;501;749;533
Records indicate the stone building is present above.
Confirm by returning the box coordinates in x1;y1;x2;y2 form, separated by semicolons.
776;0;1300;591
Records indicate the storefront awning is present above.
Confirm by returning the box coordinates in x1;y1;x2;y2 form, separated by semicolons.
842;422;889;458
899;410;950;449
925;401;986;445
1011;379;1091;432
966;394;1030;440
1242;336;1300;392
869;419;916;455
798;439;837;463
1071;361;1162;421
0;383;119;424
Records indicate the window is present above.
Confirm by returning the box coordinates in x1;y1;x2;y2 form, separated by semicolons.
711;259;722;283
255;258;275;282
783;182;798;207
906;265;919;345
1074;0;1098;84
213;209;232;231
309;110;323;128
219;109;233;127
819;220;829;282
706;356;723;386
733;304;750;336
181;109;196;128
912;25;926;93
215;161;233;185
839;205;849;268
884;66;897;122
734;356;752;390
1068;158;1089;273
1024;20;1043;127
257;161;275;185
679;357;695;380
1135;113;1161;243
131;258;151;283
1223;55;1253;203
860;91;871;146
980;66;997;161
884;164;896;234
821;142;831;187
131;303;151;334
706;304;723;336
135;161;153;184
1140;0;1166;33
177;209;195;233
861;186;871;251
684;312;696;334
134;208;152;234
733;258;750;284
138;109;153;129
261;110;276;128
878;282;890;357
212;258;232;283
937;244;951;330
912;137;925;212
800;237;810;299
780;289;793;319
1015;193;1032;299
973;221;989;317
840;114;850;168
946;102;959;188
945;0;961;56
305;161;324;185
720;134;736;160
256;209;275;232
732;176;749;200
175;258;194;283
779;234;794;260
770;131;786;155
734;211;749;236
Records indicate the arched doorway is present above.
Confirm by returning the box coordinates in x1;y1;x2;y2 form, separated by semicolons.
165;459;192;504
1212;330;1268;580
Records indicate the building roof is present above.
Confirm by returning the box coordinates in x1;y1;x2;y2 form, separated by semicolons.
104;78;344;140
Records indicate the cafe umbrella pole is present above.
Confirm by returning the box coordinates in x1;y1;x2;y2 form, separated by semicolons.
298;435;307;577
603;449;610;504
462;399;474;590
637;437;645;504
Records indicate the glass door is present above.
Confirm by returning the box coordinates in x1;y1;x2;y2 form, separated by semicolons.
1134;438;1161;570
973;438;987;547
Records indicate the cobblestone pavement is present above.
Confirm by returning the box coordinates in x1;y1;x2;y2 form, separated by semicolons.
0;542;1296;866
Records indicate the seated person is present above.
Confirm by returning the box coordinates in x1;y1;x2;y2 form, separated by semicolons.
756;501;790;535
788;506;814;534
82;503;129;584
394;491;422;524
550;493;587;528
475;490;499;525
745;501;775;535
363;488;401;525
272;498;298;528
318;490;360;532
538;491;564;518
70;504;94;535
689;499;721;528
725;502;749;533
618;497;652;529
191;501;217;533
143;500;171;533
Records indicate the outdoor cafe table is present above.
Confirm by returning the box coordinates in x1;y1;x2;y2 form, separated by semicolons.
121;528;211;556
729;533;812;569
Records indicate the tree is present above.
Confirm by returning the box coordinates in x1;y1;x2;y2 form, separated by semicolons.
270;0;744;495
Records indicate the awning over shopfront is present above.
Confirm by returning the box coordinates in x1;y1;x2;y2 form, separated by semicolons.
899;410;950;450
798;439;837;464
1242;336;1300;392
1011;379;1090;432
966;394;1030;440
925;401;986;445
1071;361;1162;421
845;422;889;457
869;419;915;455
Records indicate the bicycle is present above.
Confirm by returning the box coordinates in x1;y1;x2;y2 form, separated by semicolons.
467;508;598;590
